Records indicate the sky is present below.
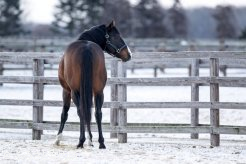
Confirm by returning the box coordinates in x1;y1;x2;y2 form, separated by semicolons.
21;0;246;24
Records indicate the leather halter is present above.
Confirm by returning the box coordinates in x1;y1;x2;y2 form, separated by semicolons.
104;33;127;57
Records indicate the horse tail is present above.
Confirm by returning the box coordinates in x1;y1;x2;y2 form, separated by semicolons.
80;47;93;125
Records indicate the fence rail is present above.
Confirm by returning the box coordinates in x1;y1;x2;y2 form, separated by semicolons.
1;38;246;51
0;51;246;147
1;51;246;78
1;119;246;135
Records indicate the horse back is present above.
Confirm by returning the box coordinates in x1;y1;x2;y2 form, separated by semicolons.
58;40;107;93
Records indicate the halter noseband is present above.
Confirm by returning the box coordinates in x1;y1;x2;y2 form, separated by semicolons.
105;33;127;57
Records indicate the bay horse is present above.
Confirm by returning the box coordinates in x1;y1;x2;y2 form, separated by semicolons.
55;21;131;149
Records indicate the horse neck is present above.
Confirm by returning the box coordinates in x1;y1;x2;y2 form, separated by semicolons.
78;25;107;50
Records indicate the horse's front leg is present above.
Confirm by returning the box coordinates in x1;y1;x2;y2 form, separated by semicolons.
95;93;106;149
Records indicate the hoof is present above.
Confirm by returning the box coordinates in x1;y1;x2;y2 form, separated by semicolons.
54;140;60;146
88;143;94;147
54;133;63;146
88;140;94;147
77;143;84;149
99;143;106;149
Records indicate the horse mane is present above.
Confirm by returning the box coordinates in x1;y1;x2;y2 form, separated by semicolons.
78;25;107;49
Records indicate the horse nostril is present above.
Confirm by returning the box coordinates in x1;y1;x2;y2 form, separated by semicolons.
125;55;131;62
128;55;131;61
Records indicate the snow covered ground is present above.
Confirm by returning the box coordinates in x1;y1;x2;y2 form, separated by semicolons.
0;136;246;163
0;67;246;163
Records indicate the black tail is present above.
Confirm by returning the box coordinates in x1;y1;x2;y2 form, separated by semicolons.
80;47;93;125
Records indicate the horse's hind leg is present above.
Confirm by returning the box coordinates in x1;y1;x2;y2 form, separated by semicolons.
95;92;106;149
73;92;93;147
87;121;93;147
77;110;86;148
55;89;71;145
71;91;86;148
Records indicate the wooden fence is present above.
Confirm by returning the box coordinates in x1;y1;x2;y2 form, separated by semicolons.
1;37;246;52
2;51;246;77
0;51;246;147
1;38;246;78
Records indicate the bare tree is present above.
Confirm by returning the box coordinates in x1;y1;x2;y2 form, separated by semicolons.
133;0;168;38
213;5;238;39
166;0;187;38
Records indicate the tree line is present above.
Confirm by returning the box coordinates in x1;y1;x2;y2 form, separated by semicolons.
0;0;246;39
51;0;188;38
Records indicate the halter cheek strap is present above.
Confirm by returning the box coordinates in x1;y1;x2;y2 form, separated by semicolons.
105;33;127;57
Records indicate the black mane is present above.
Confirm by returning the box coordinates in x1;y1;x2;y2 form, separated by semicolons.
78;25;107;50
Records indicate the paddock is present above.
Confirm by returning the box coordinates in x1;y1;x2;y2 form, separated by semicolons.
1;51;246;163
0;51;246;148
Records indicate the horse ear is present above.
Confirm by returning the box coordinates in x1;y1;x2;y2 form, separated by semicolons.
107;20;115;30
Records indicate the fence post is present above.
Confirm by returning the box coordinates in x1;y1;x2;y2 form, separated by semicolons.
110;59;118;138
0;62;3;86
118;61;127;143
210;58;220;147
0;45;3;86
154;66;158;77
32;59;44;140
188;64;192;76
191;59;199;139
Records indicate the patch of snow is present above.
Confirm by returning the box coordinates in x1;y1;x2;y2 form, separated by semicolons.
0;68;246;163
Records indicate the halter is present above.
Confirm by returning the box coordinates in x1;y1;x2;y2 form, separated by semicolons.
104;33;127;57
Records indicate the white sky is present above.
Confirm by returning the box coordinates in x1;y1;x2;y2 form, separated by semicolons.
22;0;246;23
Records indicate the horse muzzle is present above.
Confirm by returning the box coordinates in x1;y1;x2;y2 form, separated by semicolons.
124;54;131;62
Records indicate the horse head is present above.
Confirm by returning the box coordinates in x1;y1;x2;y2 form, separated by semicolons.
104;21;132;62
